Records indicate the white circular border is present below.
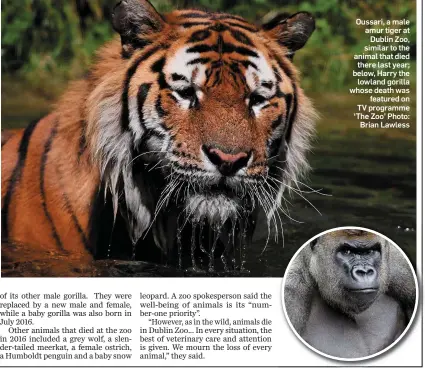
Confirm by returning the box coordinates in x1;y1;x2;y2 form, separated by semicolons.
281;226;419;362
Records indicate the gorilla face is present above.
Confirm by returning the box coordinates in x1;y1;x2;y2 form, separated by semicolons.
309;230;388;315
335;241;382;311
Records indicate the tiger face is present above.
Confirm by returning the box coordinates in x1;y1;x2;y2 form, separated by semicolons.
90;0;317;249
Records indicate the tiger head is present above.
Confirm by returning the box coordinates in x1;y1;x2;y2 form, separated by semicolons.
87;0;317;252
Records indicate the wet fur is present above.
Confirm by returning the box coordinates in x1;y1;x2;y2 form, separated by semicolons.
2;3;317;261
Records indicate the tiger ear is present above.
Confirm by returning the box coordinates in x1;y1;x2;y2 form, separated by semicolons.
262;12;315;58
112;0;165;56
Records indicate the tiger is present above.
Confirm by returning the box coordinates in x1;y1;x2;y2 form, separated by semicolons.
1;0;317;270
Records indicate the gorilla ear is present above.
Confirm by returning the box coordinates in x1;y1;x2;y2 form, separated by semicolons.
112;0;165;56
262;12;315;58
310;237;318;250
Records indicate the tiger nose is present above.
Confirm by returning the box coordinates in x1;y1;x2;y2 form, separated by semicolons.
202;145;251;176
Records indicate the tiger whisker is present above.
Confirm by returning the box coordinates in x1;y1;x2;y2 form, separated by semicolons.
259;183;282;246
143;178;180;238
272;179;322;216
126;150;167;168
292;178;332;197
148;159;165;172
263;180;302;224
262;182;289;247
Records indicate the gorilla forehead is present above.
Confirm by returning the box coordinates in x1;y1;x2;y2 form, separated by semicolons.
324;230;383;248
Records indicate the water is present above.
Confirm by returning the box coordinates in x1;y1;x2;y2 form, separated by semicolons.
1;93;416;277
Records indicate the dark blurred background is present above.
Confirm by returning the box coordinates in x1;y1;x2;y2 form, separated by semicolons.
1;0;417;275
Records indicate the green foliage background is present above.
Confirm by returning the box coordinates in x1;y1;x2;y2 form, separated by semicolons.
1;0;416;94
0;1;417;270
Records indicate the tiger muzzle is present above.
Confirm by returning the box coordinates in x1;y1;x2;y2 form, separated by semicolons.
202;145;251;176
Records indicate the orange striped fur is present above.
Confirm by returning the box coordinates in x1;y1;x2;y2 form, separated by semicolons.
2;1;317;264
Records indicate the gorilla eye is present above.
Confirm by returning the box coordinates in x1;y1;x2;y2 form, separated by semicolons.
310;237;318;250
343;249;351;255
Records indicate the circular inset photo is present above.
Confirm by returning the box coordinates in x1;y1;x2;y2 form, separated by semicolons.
282;227;418;361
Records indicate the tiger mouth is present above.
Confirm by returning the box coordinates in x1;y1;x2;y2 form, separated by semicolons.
157;162;260;224
184;192;241;224
178;177;252;202
201;182;239;198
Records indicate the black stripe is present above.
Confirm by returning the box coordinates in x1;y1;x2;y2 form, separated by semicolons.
137;83;151;126
211;23;227;32
187;44;216;54
181;22;211;28
285;84;298;142
269;89;295;157
275;87;287;98
271;52;297;142
121;46;162;130
261;81;273;90
188;29;211;43
225;22;258;32
222;43;258;57
121;39;153;58
229;71;240;87
229;62;241;75
137;129;167;151
268;136;282;158
229;29;254;46
152;57;170;90
217;34;224;53
155;94;167;118
158;73;169;90
1;119;39;240
145;129;167;139
273;66;282;82
171;73;188;82
211;60;224;68
275;56;295;81
211;69;221;86
187;42;258;58
205;68;213;84
271;114;284;130
187;57;211;65
178;12;210;19
40;122;64;250
284;94;293;123
261;102;278;111
151;57;166;73
238;59;258;70
216;14;251;24
168;92;178;103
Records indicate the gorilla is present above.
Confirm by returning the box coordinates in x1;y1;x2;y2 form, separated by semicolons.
284;229;416;359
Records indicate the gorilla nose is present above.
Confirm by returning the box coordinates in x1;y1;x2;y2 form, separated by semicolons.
352;265;377;283
202;145;251;176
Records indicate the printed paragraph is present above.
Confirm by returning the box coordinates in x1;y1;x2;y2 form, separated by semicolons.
0;290;276;364
350;18;412;129
0;291;133;362
138;291;273;361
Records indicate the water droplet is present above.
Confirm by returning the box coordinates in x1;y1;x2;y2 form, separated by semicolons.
176;225;183;269
190;225;197;269
199;221;208;255
131;242;137;261
209;230;220;272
